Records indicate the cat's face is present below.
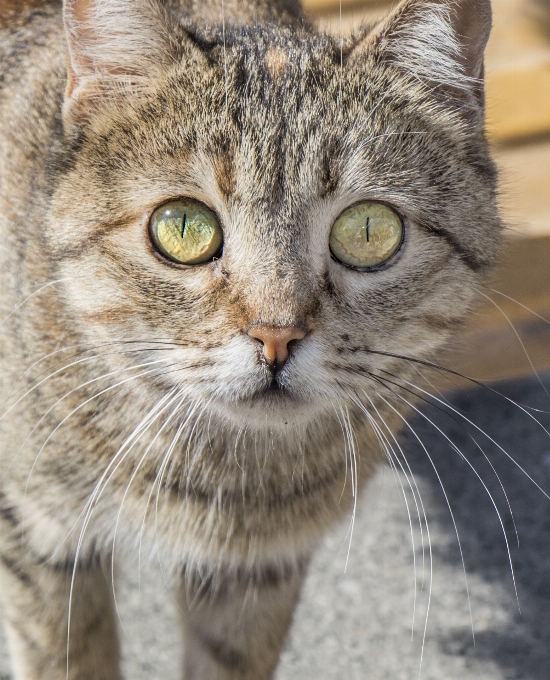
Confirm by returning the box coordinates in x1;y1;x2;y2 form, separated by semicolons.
49;1;500;431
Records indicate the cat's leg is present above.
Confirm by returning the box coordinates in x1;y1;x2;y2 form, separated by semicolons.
179;561;307;680
0;541;120;680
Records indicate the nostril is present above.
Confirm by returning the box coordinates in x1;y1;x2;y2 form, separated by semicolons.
247;325;306;366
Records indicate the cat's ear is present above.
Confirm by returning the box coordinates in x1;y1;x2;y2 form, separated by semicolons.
350;0;491;115
63;0;179;124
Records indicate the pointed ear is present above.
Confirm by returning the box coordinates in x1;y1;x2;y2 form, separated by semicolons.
351;0;492;113
63;0;177;124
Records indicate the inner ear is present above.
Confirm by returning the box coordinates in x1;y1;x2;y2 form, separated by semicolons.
64;0;171;75
65;0;103;97
62;0;211;127
63;0;176;122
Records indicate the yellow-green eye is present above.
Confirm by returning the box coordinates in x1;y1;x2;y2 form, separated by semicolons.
150;199;223;265
329;202;403;270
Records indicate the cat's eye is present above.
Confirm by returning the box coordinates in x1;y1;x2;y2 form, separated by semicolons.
149;199;223;265
329;202;403;270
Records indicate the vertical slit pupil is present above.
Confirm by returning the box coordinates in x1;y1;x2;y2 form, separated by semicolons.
181;213;187;238
366;216;370;242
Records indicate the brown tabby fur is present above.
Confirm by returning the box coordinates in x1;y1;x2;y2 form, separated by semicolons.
0;0;500;677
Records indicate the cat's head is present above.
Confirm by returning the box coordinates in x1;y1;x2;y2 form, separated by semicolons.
49;0;500;432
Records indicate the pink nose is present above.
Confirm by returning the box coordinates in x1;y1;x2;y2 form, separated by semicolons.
247;326;306;366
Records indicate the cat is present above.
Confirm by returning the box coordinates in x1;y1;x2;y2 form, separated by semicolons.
0;0;501;678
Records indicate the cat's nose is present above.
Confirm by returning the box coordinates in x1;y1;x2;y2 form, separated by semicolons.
247;326;306;366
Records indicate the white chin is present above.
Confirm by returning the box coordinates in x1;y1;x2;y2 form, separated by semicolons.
214;390;323;430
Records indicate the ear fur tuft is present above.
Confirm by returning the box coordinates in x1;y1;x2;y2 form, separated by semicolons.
352;0;492;110
63;0;176;124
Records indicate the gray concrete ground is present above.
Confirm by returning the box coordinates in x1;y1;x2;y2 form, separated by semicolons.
1;373;550;679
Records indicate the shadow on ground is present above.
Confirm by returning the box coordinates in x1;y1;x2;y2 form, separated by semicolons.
401;373;550;679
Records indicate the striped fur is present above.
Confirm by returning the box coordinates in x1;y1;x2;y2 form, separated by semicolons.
0;0;500;678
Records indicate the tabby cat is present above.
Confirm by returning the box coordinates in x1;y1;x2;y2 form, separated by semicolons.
0;0;500;677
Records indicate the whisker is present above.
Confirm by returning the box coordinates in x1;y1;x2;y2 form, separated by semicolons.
359;393;431;630
376;391;473;655
370;372;521;612
0;278;70;328
358;401;423;637
153;399;212;614
341;405;358;571
409;362;459;413
489;288;550;326
22;361;171;493
137;414;187;591
365;348;550;415
54;371;184;561
5;340;185;401
111;389;188;646
331;406;355;561
377;368;521;548
331;405;350;505
137;397;208;589
475;288;550;399
3;339;184;410
381;368;549;511
13;360;165;486
1;341;182;424
65;385;183;676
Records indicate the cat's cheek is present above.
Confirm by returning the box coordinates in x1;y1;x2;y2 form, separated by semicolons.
55;257;133;324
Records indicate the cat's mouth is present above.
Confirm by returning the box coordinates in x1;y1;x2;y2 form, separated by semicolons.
243;375;299;406
267;377;283;392
254;378;292;401
213;373;322;428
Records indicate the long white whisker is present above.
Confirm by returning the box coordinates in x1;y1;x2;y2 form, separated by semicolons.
366;348;550;415
15;360;165;488
371;374;521;612
137;397;208;588
489;287;550;326
0;354;130;425
377;392;446;678
111;389;187;646
359;393;431;638
342;405;358;572
475;288;550;399
2;340;183;415
331;405;349;505
379;369;521;547
331;406;355;563
137;413;187;592
65;386;181;677
23;362;169;493
385;371;550;503
360;403;421;636
0;278;70;327
152;399;212;613
375;391;475;648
